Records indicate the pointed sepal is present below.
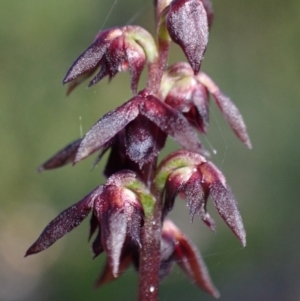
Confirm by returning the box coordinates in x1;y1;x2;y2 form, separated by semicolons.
37;139;81;172
197;72;252;148
25;186;102;256
162;219;220;298
199;162;246;246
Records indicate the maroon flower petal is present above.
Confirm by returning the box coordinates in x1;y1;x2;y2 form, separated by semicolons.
38;139;81;172
209;181;246;247
197;72;252;148
88;213;98;241
163;220;220;298
63;28;122;84
95;252;132;287
140;95;209;156
200;162;246;246
167;0;209;73
91;226;104;258
95;186;127;277
74;97;140;163
125;39;146;94
25;186;102;256
184;170;215;230
213;91;252;149
103;209;127;277
88;61;110;87
119;185;144;248
175;235;220;298
190;85;210;130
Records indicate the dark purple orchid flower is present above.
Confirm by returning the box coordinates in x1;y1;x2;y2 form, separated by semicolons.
63;26;158;94
155;150;246;246
74;90;209;166
26;171;146;277
160;62;252;148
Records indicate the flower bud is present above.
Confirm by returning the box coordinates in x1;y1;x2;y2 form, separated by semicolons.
161;0;209;73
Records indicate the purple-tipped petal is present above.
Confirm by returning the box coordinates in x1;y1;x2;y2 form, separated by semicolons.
140;95;209;156
75;98;140;163
38;139;81;172
167;0;209;73
25;186;102;256
209;181;246;247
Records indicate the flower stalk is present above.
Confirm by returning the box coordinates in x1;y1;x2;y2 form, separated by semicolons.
138;203;162;301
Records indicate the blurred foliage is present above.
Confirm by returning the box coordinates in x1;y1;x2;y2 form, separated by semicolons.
1;0;300;300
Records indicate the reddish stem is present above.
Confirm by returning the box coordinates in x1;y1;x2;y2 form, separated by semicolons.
138;201;162;301
146;42;169;94
139;3;171;299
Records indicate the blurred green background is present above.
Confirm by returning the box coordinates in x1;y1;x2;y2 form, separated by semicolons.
1;0;299;300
